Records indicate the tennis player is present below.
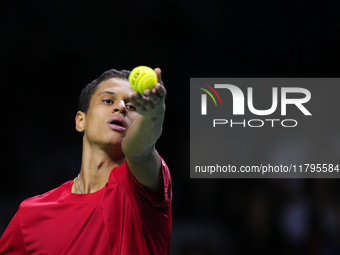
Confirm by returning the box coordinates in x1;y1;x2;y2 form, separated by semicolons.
0;67;172;254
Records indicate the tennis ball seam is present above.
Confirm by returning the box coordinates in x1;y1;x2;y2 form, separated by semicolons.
129;66;157;94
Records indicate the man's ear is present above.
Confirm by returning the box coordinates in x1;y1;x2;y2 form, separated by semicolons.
75;111;86;133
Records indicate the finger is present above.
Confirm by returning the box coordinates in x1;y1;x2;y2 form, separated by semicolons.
129;95;147;111
130;92;144;106
152;83;166;98
131;91;153;108
131;91;148;101
129;93;142;106
145;89;162;105
154;67;163;85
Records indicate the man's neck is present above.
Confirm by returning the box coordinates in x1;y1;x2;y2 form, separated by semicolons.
78;141;125;194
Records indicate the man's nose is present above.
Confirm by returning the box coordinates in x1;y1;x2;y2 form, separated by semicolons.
113;100;127;115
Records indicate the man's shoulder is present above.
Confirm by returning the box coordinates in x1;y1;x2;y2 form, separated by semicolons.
20;181;72;209
107;156;172;207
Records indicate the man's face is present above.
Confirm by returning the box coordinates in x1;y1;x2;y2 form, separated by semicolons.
76;77;139;150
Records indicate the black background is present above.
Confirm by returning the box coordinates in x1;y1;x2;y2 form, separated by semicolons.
1;1;340;254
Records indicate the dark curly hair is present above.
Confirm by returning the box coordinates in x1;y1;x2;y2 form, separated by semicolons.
78;69;131;113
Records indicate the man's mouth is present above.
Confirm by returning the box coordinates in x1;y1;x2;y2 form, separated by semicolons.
108;116;126;132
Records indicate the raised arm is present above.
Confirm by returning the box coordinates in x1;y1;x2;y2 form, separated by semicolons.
122;68;166;195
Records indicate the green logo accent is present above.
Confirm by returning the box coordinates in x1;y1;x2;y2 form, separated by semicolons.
198;87;217;106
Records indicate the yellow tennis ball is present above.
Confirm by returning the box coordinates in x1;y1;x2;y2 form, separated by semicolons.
129;66;157;94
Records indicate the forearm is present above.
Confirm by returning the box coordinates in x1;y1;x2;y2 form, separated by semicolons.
121;67;166;194
122;114;163;159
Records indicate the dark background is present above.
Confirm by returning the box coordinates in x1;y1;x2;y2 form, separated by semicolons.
1;1;340;254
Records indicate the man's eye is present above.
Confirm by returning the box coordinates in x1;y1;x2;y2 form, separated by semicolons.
127;105;136;111
103;99;113;104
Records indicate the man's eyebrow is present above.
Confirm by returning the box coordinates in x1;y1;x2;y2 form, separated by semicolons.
98;91;116;96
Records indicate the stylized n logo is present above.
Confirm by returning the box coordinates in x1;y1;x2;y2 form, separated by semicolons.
214;84;244;115
198;83;222;115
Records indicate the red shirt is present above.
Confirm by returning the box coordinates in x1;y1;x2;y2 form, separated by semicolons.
0;157;172;255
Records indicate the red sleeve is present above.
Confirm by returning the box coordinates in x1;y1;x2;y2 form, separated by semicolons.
0;206;27;254
126;156;172;207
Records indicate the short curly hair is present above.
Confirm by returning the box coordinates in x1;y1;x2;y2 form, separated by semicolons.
78;69;131;113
